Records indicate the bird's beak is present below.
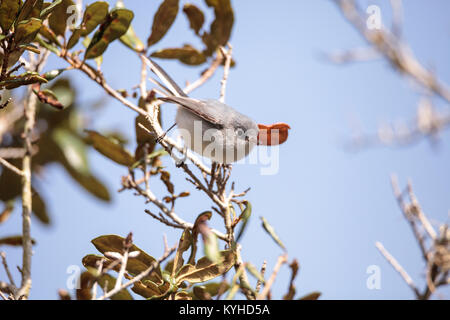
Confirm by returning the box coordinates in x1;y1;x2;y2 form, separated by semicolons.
257;123;291;146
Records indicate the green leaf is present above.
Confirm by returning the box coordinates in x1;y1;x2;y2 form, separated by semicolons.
0;0;21;31
0;235;36;246
66;28;82;49
85;8;133;59
245;262;265;284
151;44;206;66
204;231;219;264
18;43;41;53
147;0;179;47
183;3;204;35
62;160;111;201
202;0;234;56
131;148;167;170
119;24;144;52
80;1;109;36
49;77;75;107
0;71;47;89
97;274;133;300
235;201;251;242
48;0;74;36
91;235;163;284
52;128;89;175
40;0;63;19
15;0;41;25
35;34;60;54
175;250;235;285
30;0;43;19
42;68;65;81
261;216;286;251
14;18;42;44
85;130;135;167
39;24;60;45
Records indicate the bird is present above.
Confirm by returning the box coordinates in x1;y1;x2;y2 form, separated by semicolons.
145;57;290;164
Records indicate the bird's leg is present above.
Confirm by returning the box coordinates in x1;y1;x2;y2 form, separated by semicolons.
175;146;187;167
156;122;177;143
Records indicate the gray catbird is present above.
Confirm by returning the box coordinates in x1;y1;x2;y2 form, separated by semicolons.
145;57;290;164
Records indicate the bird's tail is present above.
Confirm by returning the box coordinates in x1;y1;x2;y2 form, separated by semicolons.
144;57;188;98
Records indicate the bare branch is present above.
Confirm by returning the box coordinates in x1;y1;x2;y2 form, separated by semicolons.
219;44;233;103
0;157;24;177
1;252;16;289
375;241;420;298
184;53;223;94
256;253;288;300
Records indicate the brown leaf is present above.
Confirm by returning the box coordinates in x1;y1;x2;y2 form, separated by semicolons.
151;44;206;66
33;88;64;110
85;130;135;167
97;273;133;300
175;250;235;285
183;3;204;35
160;170;174;194
172;229;192;277
283;259;299;300
0;235;36;246
299;291;321;300
91;235;163;284
147;0;179;47
0;201;14;224
76;271;95;300
131;280;163;299
202;0;234;56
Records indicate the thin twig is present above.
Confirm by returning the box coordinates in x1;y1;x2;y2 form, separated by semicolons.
391;175;429;261
16;51;48;299
334;0;450;103
256;254;288;300
219;44;233;103
1;252;16;289
375;241;420;298
0;157;24;176
184;53;223;94
235;244;255;300
255;260;267;294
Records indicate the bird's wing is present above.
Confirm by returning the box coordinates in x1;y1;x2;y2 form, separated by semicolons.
159;96;224;126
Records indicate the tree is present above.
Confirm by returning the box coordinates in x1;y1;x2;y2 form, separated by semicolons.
0;0;313;300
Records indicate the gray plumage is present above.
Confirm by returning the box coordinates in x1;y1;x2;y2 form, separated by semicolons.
147;58;259;163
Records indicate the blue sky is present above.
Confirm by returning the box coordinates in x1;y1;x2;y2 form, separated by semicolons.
2;0;450;299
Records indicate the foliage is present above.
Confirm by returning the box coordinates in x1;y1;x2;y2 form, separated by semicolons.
0;0;316;301
80;234;235;300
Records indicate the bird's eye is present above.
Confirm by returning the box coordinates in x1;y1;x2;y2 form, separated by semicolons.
235;127;245;138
